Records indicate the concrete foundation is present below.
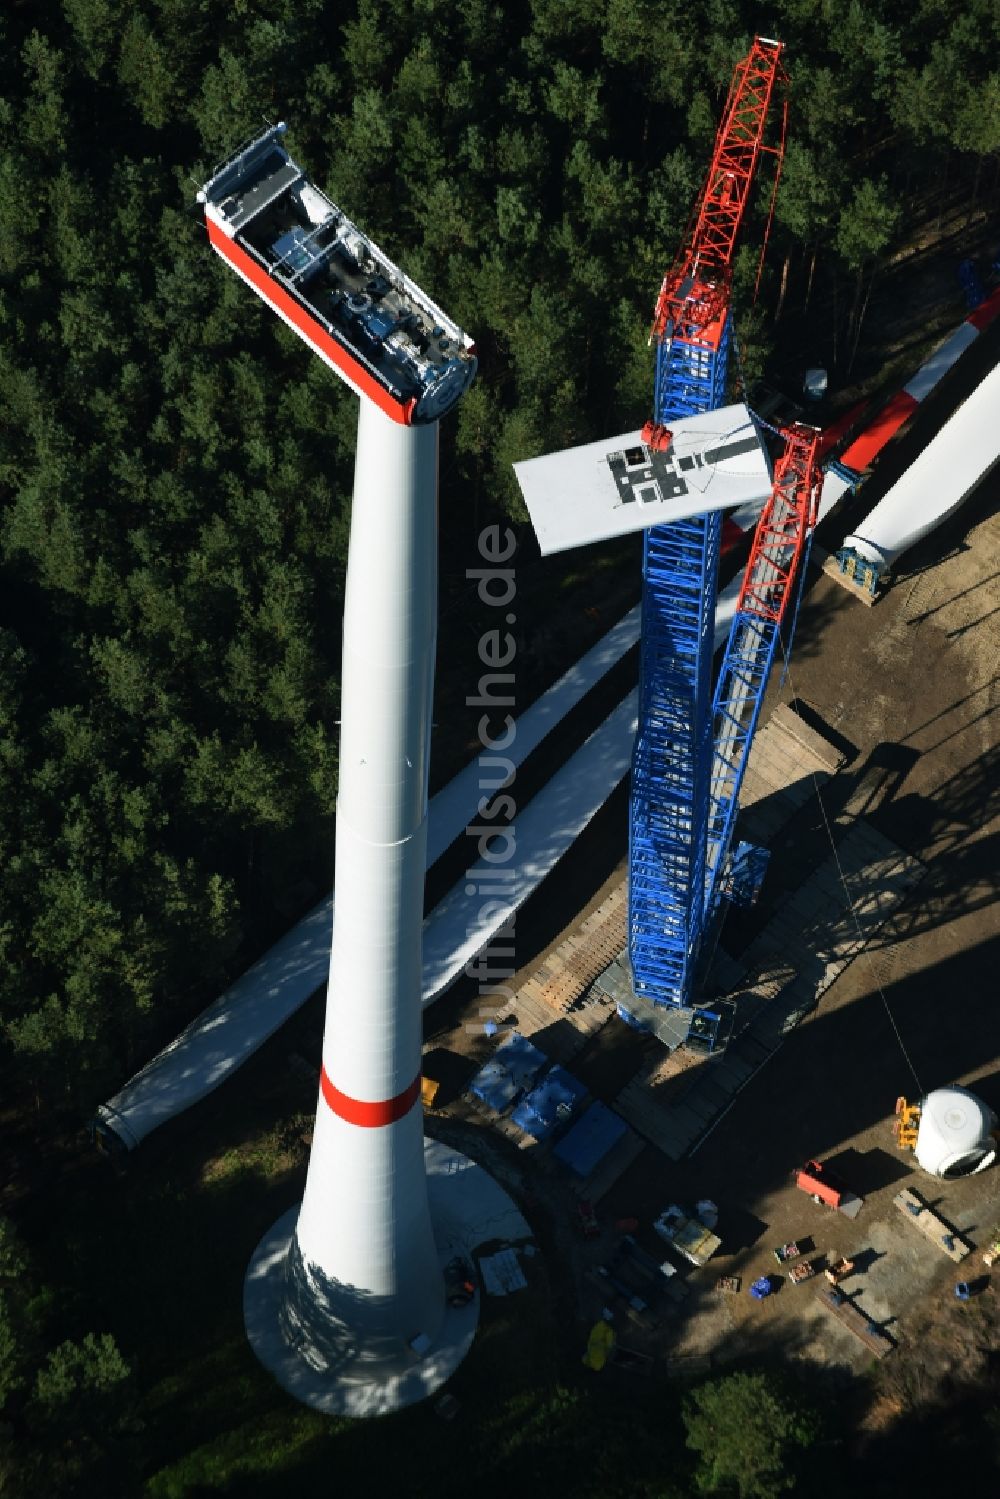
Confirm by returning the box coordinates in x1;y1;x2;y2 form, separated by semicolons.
244;1139;530;1416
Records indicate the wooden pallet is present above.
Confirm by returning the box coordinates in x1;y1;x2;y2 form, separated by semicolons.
815;1288;893;1358
821;550;881;605
893;1187;972;1262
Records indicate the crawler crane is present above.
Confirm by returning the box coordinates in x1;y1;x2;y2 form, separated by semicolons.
630;36;792;1013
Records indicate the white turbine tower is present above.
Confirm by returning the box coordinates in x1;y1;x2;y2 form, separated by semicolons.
197;124;522;1415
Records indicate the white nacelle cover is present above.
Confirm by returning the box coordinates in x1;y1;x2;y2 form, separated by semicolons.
915;1085;998;1177
514;403;770;555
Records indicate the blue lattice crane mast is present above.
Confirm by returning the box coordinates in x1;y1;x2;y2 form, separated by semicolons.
630;37;788;1008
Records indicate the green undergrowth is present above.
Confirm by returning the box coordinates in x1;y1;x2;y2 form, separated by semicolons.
25;1065;690;1497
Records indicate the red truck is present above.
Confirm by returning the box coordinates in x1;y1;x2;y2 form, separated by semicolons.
795;1158;844;1209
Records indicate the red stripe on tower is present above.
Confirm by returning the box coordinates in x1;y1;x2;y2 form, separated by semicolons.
319;1067;421;1127
967;284;1000;332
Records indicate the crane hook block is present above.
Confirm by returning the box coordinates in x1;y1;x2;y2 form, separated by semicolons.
641;421;673;453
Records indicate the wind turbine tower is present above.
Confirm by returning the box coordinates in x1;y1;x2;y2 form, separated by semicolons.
197;124;488;1415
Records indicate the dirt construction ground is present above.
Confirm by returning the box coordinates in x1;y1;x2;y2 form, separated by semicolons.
646;464;1000;1372
425;414;1000;1393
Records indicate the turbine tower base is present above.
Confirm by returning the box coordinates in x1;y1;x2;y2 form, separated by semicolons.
244;1138;529;1416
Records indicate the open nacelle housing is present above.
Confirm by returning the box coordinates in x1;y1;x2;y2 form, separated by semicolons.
198;124;477;425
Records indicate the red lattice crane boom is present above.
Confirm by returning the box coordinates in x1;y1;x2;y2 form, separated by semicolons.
650;36;788;347
736;424;822;626
702;424;822;919
631;34;790;1012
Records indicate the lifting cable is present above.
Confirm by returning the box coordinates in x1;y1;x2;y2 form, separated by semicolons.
739;327;922;1091
752;94;789;306
773;627;924;1095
